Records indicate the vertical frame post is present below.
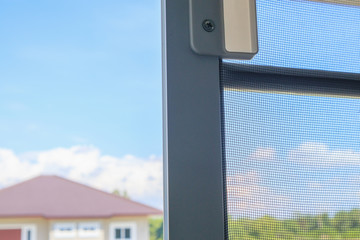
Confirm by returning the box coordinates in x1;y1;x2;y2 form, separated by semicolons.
162;0;226;239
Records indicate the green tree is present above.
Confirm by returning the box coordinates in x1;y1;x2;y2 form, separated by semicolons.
112;189;120;196
333;211;352;233
112;189;130;199
149;218;163;240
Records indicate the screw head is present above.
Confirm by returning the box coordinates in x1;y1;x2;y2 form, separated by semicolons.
202;19;215;32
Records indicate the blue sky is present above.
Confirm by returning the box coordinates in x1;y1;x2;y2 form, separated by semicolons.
0;0;359;213
0;0;162;158
0;0;163;208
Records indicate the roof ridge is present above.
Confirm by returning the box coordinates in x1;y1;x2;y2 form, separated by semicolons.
0;175;43;194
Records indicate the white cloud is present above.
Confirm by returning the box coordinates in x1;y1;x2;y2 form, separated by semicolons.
227;171;292;218
0;146;163;209
0;149;38;187
289;142;360;166
249;147;276;161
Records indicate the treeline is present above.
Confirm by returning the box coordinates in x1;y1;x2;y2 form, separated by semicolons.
228;209;360;239
149;209;360;239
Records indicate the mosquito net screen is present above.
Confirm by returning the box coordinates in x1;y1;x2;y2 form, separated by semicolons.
220;0;360;239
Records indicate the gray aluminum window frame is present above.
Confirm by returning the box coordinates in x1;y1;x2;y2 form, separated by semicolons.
162;1;360;240
162;0;225;239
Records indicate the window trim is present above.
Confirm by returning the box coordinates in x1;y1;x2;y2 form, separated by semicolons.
53;222;76;239
78;222;101;238
221;63;360;97
308;0;360;7
224;63;360;81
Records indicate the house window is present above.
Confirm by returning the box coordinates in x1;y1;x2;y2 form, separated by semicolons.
114;228;131;239
110;223;136;240
78;222;100;238
124;228;131;238
115;229;121;239
54;223;76;238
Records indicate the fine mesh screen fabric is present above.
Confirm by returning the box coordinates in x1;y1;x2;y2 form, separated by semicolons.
226;0;360;74
220;0;360;239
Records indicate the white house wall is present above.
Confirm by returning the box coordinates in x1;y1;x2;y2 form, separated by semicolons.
0;216;149;240
49;217;149;240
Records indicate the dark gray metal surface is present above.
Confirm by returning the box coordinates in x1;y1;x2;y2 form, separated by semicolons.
162;0;226;239
221;63;360;98
189;0;224;56
223;63;360;81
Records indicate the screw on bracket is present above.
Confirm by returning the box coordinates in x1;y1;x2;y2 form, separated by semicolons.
202;19;215;32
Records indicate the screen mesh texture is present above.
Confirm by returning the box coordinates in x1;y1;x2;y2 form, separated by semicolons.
221;0;360;239
228;0;360;74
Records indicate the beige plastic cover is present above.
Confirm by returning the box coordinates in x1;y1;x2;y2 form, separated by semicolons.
223;0;258;54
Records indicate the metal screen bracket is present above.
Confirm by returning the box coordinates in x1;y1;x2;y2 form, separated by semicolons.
190;0;258;60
